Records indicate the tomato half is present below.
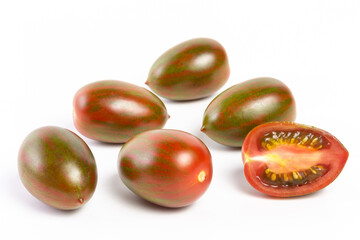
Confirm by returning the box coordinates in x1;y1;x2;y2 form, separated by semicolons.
242;122;348;197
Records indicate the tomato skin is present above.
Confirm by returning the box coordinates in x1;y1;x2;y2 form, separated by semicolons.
202;77;296;147
242;122;348;197
118;129;213;208
73;80;169;143
18;126;97;210
146;38;230;100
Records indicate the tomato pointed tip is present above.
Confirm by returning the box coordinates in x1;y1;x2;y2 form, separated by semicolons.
200;126;206;132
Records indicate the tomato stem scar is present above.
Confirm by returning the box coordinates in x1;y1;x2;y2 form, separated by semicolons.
198;171;206;182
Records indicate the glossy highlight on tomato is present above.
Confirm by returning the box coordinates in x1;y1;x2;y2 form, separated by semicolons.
202;77;296;147
118;129;213;208
73;80;169;143
242;122;348;197
146;38;230;100
18;126;97;210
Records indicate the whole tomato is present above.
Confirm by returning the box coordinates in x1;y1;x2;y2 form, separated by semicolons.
18;126;97;210
73;80;169;143
118;129;213;208
146;38;230;100
202;77;296;147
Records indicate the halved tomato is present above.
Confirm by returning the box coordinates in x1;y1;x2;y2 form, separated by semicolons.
242;122;348;197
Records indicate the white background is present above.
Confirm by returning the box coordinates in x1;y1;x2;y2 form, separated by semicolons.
1;0;359;239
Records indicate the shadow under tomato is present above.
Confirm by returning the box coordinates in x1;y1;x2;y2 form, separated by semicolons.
10;175;82;215
86;139;125;148
231;167;326;200
194;129;242;153
231;167;267;198
108;174;192;213
161;94;215;105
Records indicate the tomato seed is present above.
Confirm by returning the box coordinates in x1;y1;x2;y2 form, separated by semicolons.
262;165;327;187
261;130;328;151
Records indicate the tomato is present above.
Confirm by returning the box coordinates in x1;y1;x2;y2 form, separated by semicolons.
73;80;169;143
202;77;296;147
118;129;213;208
146;38;230;100
18;126;97;210
242;122;348;197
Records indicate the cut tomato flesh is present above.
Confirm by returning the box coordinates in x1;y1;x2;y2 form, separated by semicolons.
245;145;325;174
242;122;348;197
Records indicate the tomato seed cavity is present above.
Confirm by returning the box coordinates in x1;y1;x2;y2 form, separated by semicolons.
261;130;329;151
262;165;327;187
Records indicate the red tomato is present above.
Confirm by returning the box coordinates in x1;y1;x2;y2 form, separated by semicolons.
242;122;348;197
73;80;169;143
118;129;213;208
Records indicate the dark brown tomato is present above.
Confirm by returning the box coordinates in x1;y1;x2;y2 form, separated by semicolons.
18;126;97;210
146;38;230;100
242;122;349;197
118;129;213;208
73;80;169;143
202;77;296;147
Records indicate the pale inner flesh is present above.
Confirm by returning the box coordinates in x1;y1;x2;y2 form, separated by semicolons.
256;145;323;173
